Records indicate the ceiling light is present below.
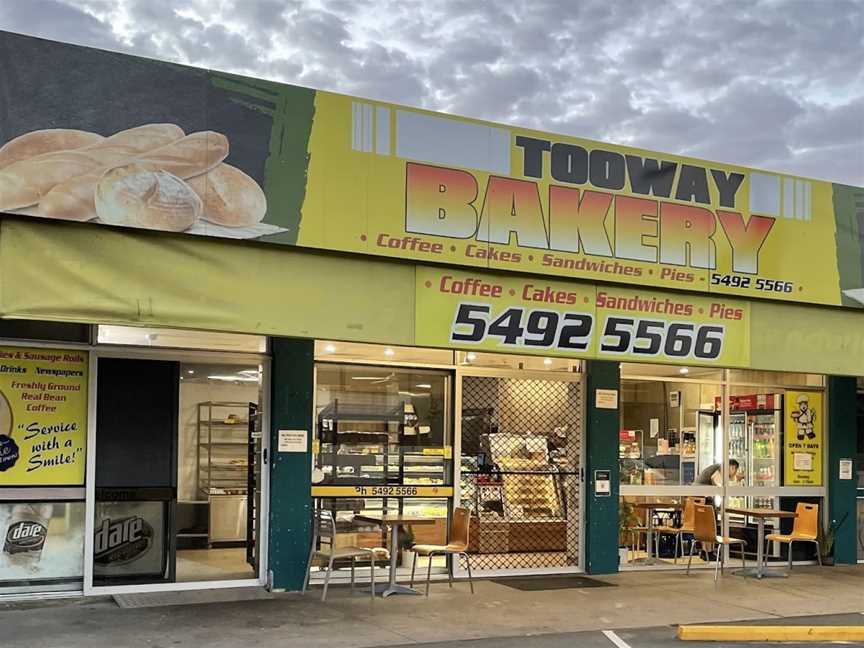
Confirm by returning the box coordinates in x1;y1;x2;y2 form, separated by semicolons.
466;352;477;361
207;374;259;382
416;383;432;389
324;344;336;353
543;358;552;366
679;367;689;374
352;376;386;381
384;348;395;356
187;369;195;375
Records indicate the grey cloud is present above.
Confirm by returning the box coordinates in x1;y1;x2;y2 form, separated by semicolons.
1;0;860;185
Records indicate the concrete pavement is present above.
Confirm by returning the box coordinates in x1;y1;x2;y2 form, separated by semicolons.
1;565;862;647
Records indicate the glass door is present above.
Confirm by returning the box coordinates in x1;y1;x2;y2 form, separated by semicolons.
86;354;268;593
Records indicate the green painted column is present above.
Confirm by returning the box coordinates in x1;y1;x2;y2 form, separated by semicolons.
584;360;621;574
827;376;858;564
268;338;314;590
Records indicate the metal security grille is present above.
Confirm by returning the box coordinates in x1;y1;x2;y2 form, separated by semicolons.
459;374;582;572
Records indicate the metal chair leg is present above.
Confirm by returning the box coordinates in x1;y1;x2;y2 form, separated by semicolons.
815;541;822;566
322;556;334;602
464;553;474;594
426;552;434;596
370;555;376;602
788;541;794;570
741;544;745;570
350;557;356;595
302;547;315;593
686;538;696;575
447;553;454;588
714;546;721;581
410;551;418;588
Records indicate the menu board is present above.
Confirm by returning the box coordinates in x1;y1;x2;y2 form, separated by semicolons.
0;346;88;486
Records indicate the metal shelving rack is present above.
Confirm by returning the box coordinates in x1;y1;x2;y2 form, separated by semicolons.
197;401;251;545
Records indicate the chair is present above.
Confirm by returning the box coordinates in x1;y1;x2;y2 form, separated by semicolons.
765;503;821;568
409;507;475;596
687;503;746;581
655;497;705;563
302;508;389;602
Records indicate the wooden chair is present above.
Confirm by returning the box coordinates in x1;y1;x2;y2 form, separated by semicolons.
687;503;746;581
302;508;389;602
765;502;821;568
410;507;475;596
655;497;705;563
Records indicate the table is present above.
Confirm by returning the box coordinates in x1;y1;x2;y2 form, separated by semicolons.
726;508;797;579
632;502;683;565
355;514;436;597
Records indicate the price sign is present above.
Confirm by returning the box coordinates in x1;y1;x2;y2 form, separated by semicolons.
416;268;750;367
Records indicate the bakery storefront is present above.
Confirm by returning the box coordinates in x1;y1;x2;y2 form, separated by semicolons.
0;31;861;598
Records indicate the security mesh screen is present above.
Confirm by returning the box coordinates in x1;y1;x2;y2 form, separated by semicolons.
459;375;582;571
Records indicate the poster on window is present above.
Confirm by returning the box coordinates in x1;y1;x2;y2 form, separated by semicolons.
783;391;823;486
0;346;88;486
0;501;85;584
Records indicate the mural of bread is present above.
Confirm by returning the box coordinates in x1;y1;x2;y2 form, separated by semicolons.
95;163;203;232
188;164;267;227
0;124;184;210
39;131;229;221
0;129;104;170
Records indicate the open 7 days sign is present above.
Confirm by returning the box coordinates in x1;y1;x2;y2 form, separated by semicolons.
415;267;750;367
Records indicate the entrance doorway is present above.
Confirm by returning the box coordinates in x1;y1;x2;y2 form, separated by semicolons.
84;352;268;593
457;367;583;575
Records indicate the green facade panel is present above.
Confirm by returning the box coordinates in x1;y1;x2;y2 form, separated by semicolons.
268;338;314;590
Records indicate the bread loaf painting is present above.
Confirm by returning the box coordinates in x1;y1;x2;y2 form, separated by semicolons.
187;164;267;228
39;131;229;221
0;129;105;170
0;123;267;234
96;163;203;232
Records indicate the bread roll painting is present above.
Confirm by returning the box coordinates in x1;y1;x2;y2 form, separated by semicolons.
96;163;203;232
0;123;267;235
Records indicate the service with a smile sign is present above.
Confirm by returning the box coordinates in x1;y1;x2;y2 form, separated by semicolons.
415;267;750;367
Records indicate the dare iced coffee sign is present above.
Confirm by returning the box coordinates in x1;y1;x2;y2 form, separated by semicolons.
0;346;88;486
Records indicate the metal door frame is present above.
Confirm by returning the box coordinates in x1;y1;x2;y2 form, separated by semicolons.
83;346;271;596
453;365;586;578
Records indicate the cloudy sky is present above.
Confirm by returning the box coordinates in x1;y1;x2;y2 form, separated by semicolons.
0;0;861;185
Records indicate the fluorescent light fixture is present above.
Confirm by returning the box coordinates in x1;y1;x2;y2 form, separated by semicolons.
207;374;259;382
324;344;336;353
466;353;477;361
384;348;395;356
543;358;552;365
679;367;689;374
187;369;195;374
416;383;432;389
351;376;385;381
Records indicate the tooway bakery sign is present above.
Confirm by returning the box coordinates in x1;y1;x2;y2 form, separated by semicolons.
0;31;861;309
404;139;759;273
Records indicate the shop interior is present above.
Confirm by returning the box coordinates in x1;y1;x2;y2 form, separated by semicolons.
619;363;827;568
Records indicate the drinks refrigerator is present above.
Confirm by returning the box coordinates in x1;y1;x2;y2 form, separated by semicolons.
726;394;783;532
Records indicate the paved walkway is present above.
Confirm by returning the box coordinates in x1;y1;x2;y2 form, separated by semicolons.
2;565;862;648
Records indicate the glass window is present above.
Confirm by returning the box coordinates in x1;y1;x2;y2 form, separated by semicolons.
729;369;824;387
457;351;581;373
620;379;722;486
0;320;90;344
97;325;267;353
314;364;451;486
0;500;85;593
315;341;453;366
726;385;824;492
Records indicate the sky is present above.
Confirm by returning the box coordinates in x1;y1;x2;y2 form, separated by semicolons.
0;0;861;185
